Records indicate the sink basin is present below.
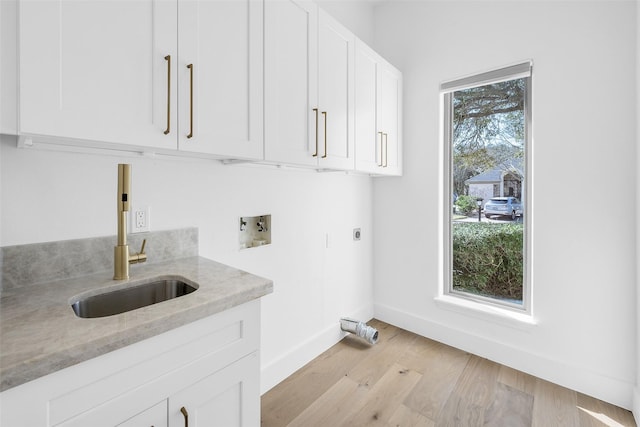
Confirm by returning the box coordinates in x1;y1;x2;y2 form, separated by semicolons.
71;278;197;318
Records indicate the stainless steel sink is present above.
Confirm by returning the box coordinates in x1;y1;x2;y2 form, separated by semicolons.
71;278;197;318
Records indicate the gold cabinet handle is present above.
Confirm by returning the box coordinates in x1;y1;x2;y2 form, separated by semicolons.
383;133;388;167
187;64;194;139
322;111;327;158
312;108;319;157
180;406;189;427
377;132;384;167
164;55;171;135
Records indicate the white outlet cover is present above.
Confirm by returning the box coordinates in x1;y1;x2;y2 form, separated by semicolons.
130;206;150;233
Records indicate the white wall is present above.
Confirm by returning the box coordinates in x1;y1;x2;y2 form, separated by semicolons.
0;138;374;393
0;0;377;394
316;0;375;47
372;0;637;410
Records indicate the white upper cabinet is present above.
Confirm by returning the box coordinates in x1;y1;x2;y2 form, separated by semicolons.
178;0;263;159
354;39;403;175
19;0;178;151
377;59;402;175
265;1;355;170
317;9;355;170
15;0;399;170
18;0;263;160
264;0;318;167
354;41;378;173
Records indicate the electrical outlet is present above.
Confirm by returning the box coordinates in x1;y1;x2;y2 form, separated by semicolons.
131;206;150;233
136;211;146;228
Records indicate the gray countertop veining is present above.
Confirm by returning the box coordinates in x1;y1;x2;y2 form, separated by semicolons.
0;256;273;392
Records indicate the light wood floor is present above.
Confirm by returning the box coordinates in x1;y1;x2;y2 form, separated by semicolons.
261;319;636;427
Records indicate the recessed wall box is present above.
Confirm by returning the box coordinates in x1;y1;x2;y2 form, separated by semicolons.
239;214;271;250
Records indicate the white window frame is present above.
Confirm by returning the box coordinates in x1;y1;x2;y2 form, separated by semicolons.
441;61;533;315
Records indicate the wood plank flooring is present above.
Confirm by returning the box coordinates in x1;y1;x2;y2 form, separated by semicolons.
261;319;636;427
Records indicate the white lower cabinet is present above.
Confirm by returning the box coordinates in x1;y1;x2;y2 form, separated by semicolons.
69;352;259;427
169;353;259;427
0;301;261;427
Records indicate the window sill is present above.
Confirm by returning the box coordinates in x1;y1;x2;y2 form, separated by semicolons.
434;295;537;332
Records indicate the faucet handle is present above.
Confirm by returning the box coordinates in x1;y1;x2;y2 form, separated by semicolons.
129;239;147;264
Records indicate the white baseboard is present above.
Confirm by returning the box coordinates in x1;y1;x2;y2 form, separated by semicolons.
260;304;374;395
374;302;635;411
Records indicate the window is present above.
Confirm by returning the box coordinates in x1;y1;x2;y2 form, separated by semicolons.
442;62;532;313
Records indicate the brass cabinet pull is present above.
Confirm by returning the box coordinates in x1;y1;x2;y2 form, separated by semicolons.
180;406;189;427
322;111;327;158
312;108;319;157
383;133;388;167
377;132;384;167
164;55;171;135
187;64;194;139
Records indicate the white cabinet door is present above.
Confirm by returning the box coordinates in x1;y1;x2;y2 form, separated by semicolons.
19;0;177;150
317;9;355;170
168;352;260;427
377;60;402;175
265;3;354;171
354;40;379;174
178;0;263;160
354;39;402;176
264;0;318;166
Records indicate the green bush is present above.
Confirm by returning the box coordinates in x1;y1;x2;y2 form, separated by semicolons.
454;195;478;216
452;222;523;301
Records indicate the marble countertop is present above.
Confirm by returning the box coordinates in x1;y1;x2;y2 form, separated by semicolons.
0;256;273;392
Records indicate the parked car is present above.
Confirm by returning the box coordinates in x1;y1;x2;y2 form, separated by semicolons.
484;197;523;220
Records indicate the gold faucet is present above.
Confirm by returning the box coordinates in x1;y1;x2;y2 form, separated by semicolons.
114;164;147;280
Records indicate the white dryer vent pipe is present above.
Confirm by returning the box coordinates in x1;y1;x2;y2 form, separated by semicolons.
340;318;378;345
